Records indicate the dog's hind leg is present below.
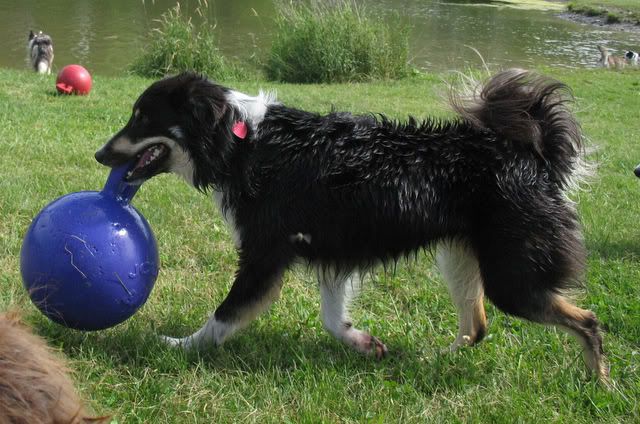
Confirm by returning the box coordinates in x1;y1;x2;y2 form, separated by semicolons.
318;269;388;359
475;218;609;382
436;240;487;351
163;245;290;350
540;295;608;381
488;289;608;382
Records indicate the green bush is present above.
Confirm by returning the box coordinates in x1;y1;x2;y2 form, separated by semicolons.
130;2;244;80
606;11;622;23
265;0;411;83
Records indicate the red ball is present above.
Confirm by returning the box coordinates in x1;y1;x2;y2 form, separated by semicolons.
56;64;92;95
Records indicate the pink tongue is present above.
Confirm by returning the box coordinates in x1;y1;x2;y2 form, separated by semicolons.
135;148;155;170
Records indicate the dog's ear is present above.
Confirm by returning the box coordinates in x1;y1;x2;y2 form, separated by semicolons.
168;73;236;190
166;73;228;126
187;74;229;124
186;83;229;128
29;30;34;41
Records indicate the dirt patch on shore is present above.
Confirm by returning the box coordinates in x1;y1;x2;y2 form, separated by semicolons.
558;10;640;33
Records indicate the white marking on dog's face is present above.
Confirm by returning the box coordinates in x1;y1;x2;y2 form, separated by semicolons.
167;139;195;185
98;134;195;185
106;135;168;156
96;80;193;182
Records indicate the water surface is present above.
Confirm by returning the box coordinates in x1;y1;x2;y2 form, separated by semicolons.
1;0;638;75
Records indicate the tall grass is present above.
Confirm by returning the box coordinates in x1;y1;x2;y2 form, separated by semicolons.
265;0;412;83
567;0;640;23
130;2;244;80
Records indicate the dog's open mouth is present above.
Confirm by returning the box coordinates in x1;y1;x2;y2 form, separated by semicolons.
126;143;169;182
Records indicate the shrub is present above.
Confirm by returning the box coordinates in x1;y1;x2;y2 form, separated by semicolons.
265;0;411;83
605;12;621;24
130;2;244;80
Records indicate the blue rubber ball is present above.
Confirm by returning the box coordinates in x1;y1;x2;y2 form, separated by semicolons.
20;164;159;331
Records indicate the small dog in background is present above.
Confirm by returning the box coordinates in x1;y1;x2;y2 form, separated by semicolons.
625;50;639;66
598;45;626;68
0;311;107;423
28;30;54;74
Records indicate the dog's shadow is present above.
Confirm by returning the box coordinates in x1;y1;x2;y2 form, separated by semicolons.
39;320;489;395
588;238;640;261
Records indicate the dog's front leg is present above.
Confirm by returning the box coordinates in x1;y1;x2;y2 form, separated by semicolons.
163;248;289;350
319;269;388;359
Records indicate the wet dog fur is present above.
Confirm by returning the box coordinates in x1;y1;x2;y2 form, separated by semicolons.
95;69;608;381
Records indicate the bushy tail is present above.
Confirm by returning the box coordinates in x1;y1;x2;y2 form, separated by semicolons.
451;68;583;189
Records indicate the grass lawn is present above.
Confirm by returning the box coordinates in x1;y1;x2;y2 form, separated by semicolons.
0;67;639;422
567;0;640;23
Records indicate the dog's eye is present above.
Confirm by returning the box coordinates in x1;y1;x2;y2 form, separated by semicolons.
132;110;149;125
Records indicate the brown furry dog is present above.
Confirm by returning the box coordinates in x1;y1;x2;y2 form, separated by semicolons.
598;45;626;69
0;311;107;424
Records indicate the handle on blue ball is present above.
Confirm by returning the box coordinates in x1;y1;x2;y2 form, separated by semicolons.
101;163;141;204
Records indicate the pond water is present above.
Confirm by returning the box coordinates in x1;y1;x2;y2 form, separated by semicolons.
1;0;639;76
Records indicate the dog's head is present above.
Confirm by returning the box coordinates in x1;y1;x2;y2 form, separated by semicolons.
28;30;52;48
635;164;640;178
95;72;238;189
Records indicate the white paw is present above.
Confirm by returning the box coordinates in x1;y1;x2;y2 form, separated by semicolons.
159;335;188;349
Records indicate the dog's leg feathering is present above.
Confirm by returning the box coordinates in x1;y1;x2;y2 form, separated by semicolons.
436;240;487;351
319;269;388;359
543;296;609;382
162;247;288;350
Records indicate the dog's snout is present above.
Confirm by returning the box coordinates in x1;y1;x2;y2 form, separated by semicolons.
94;147;107;164
635;164;640;178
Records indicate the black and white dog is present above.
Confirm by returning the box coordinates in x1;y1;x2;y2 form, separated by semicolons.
625;50;639;66
95;69;607;381
28;30;54;74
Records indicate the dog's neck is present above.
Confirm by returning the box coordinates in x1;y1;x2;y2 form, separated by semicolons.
226;90;278;130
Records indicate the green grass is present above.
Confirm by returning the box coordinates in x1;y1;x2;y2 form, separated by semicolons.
1;67;640;422
567;0;640;24
265;0;411;83
129;2;248;80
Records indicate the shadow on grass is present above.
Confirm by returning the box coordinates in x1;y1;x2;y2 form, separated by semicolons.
36;318;491;395
587;239;640;261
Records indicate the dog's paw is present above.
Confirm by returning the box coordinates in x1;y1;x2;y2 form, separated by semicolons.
448;335;472;353
369;336;388;360
159;335;187;349
348;330;388;359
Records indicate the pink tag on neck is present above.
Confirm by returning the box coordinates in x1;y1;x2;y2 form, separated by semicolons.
232;121;248;139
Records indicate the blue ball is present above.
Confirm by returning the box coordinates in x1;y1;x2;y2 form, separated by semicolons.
20;165;159;331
